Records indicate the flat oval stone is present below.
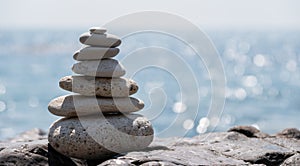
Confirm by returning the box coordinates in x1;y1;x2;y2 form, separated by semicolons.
48;95;144;117
59;76;138;97
72;59;126;77
73;46;119;61
48;114;154;159
79;32;121;47
89;27;107;34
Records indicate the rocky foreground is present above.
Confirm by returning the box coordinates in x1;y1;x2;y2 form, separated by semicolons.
0;126;299;166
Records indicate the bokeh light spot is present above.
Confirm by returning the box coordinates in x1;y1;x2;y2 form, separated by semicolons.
286;60;297;72
172;101;187;113
196;125;207;134
0;101;6;112
253;54;266;67
183;119;194;130
235;88;247;100
199;117;210;128
243;75;258;87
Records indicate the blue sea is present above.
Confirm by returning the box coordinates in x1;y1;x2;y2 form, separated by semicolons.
0;29;299;140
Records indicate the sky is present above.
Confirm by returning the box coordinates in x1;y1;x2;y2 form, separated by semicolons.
0;0;299;30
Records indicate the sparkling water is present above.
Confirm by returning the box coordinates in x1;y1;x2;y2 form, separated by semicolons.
0;29;299;140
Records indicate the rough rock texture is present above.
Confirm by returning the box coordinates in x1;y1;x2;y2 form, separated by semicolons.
281;153;300;165
72;59;126;77
89;27;107;34
1;126;299;165
48;114;154;159
73;46;119;61
0;129;48;166
228;125;269;138
48;95;144;117
276;128;300;139
79;32;121;47
59;76;138;97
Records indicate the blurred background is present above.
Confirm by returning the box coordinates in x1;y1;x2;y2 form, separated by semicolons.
0;0;299;139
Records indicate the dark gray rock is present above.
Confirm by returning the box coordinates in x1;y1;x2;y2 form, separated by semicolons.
281;153;300;166
276;128;300;139
228;125;269;138
0;140;48;166
0;126;299;165
265;137;300;152
196;132;294;165
108;136;248;165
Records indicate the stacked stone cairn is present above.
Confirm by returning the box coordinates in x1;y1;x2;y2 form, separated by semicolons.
47;27;154;159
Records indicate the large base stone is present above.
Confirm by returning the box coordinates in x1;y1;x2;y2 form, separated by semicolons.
48;114;154;159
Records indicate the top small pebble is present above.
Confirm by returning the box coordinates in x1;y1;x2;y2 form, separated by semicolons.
89;27;107;34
